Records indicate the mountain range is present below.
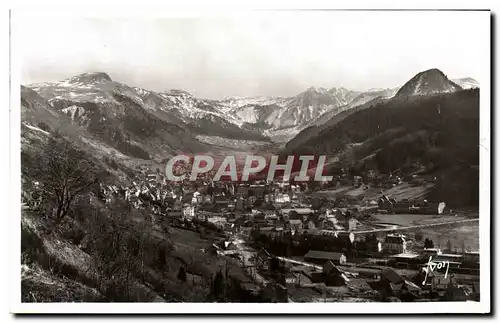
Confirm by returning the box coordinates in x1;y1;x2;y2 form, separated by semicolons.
21;69;479;163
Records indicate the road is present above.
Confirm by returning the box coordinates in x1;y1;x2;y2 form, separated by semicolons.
276;256;322;270
276;255;479;284
231;234;268;286
320;218;479;235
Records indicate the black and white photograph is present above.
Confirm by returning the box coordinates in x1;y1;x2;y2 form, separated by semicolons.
8;6;491;314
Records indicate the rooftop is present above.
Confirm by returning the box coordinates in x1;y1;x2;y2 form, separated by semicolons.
304;250;345;261
390;253;420;259
380;268;404;284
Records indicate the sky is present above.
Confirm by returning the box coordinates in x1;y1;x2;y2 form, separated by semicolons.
16;10;488;99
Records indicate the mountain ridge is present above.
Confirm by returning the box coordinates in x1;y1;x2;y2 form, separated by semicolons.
24;69;478;150
395;68;463;97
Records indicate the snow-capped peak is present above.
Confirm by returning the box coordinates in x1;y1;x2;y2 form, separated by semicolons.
451;77;479;89
396;68;462;97
67;72;112;85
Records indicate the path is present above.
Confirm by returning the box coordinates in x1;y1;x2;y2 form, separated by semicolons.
231;234;268;286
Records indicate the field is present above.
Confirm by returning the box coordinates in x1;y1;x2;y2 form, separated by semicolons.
413;221;480;251
366;212;480;251
315;183;434;205
369;212;476;227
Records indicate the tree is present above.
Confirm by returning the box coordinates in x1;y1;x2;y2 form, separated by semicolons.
424;238;434;249
29;134;103;221
87;199;140;301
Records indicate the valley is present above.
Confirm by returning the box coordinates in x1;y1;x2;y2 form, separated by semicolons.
20;68;481;303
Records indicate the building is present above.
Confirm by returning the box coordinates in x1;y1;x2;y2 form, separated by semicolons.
322;260;348;286
434;253;464;264
346;217;357;231
389;253;421;268
374;268;422;300
236;185;249;197
316;230;356;246
235;197;245;211
214;195;230;206
303;250;347;265
309;260;348;286
422;248;442;257
384;234;407;254
380;268;404;285
432;276;453;291
183;204;195;218
367;170;377;181
378;195;446;214
203;194;213;204
275;193;291;203
464;251;480;264
281;208;314;220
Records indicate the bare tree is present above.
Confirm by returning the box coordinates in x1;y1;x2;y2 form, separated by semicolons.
29;134;102;221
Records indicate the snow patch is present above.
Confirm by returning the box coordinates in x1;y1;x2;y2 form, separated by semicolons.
22;122;49;135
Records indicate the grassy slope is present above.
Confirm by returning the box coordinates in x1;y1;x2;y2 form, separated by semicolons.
21;208;251;302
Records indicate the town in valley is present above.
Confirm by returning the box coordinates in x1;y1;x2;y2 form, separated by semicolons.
18;12;484;305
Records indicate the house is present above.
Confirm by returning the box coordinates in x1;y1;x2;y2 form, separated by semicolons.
275;193;291;203
353;175;363;187
263;210;277;219
236;185;249;196
287;219;303;233
322;260;349;286
235;198;245;211
373;268;421;300
367;170;377;181
346;217;357;231
380;268;405;285
434;253;464;267
303;250;347;265
317;230;355;244
384;234;407;254
431;276;453;292
203;194;213;204
182;204;195;219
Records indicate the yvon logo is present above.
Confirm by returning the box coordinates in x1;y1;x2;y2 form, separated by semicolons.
422;256;451;285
